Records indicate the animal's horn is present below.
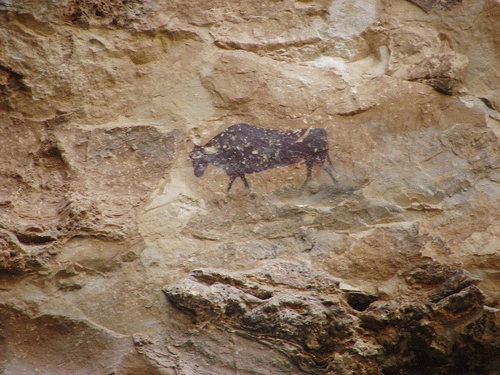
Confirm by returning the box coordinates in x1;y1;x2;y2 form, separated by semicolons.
297;127;313;142
204;146;218;154
189;145;204;159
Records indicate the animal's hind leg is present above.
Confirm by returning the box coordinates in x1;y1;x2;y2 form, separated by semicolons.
240;175;251;190
240;175;256;198
298;162;313;196
321;152;338;184
321;164;338;184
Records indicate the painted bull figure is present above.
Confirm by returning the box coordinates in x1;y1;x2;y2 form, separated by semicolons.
189;123;337;193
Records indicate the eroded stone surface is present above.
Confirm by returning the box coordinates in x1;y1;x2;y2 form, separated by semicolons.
162;261;500;374
0;304;138;375
0;0;500;373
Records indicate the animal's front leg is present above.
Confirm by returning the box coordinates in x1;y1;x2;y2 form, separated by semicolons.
227;176;237;192
227;175;251;192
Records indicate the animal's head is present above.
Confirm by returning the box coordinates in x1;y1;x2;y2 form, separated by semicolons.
189;145;209;177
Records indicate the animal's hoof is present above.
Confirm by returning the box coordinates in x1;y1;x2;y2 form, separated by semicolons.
250;192;257;200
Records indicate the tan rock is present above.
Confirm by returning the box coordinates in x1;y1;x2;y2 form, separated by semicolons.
0;0;500;373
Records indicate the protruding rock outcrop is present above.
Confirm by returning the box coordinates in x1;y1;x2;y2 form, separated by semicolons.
163;261;500;374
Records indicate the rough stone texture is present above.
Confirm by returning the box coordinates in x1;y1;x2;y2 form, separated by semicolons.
162;261;500;374
0;0;500;373
406;0;463;13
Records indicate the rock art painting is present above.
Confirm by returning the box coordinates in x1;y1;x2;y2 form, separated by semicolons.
189;123;337;193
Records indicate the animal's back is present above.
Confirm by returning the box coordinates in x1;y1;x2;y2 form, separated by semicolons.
212;124;314;174
191;123;336;191
207;123;275;147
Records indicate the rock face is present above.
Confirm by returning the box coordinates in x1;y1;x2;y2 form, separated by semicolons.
162;261;499;374
1;0;500;374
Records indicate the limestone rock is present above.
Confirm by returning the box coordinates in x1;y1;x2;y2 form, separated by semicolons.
0;304;137;375
0;116;176;276
386;26;469;94
406;0;463;13
0;0;500;373
162;261;500;374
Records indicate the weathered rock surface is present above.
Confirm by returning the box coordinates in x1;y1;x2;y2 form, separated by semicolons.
162;261;500;374
0;116;176;275
0;0;500;373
